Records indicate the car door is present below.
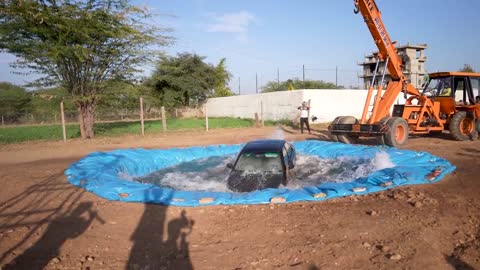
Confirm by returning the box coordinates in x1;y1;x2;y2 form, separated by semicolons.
286;142;296;169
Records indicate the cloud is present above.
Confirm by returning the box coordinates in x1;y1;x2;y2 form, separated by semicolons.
207;11;255;35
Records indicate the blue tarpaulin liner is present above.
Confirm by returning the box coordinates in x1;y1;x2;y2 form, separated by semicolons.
65;140;455;206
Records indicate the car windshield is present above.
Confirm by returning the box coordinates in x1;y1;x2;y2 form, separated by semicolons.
234;151;283;173
423;77;452;97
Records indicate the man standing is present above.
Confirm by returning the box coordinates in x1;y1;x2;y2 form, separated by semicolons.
298;101;311;134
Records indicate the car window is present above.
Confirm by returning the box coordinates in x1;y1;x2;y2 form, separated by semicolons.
235;152;283;172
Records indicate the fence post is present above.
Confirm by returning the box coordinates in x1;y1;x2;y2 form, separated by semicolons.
255;113;259;128
205;103;209;131
261;101;265;127
161;106;167;132
60;101;67;142
1;115;4;126
140;97;145;136
175;108;178;118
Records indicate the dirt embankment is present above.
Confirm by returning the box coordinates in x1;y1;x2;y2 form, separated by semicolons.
1;127;479;269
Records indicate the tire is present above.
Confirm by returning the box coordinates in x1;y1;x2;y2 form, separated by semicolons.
376;117;390;145
330;116;342;142
449;111;478;141
384;117;409;147
337;116;359;144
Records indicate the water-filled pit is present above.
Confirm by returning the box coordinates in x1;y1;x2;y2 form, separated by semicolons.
65;140;456;206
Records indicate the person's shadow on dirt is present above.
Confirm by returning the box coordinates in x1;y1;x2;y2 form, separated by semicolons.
127;198;195;270
3;201;104;270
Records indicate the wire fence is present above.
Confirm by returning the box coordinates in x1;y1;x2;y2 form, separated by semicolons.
0;96;204;127
232;65;363;95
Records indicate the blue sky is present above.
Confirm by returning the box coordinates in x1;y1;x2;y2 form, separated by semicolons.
1;0;479;93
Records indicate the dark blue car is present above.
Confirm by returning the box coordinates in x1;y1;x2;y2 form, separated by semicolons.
226;139;296;192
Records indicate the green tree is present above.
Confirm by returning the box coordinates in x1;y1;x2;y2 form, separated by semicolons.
30;87;75;120
0;0;171;138
261;78;337;92
147;53;216;107
459;64;476;73
213;58;234;97
0;82;32;123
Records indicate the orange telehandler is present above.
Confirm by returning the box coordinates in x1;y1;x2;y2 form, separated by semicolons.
328;0;480;147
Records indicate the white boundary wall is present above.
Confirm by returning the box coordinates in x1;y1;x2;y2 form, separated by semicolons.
206;89;410;123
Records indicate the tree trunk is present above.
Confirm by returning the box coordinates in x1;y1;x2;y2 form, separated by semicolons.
77;100;96;139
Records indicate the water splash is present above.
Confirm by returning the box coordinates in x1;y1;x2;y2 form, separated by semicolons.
270;126;285;140
134;151;395;192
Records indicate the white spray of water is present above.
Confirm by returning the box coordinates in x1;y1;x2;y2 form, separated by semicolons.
136;156;235;192
270;126;285;140
286;151;394;189
133;151;395;192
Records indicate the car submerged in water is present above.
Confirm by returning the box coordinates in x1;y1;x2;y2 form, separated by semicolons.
226;139;296;192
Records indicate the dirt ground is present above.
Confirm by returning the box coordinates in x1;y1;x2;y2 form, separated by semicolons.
0;126;479;270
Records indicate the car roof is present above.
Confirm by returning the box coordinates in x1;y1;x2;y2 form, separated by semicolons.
241;139;286;153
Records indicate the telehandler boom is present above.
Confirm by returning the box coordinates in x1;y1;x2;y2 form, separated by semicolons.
328;0;480;147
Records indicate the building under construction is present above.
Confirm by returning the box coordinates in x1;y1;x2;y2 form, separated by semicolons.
359;44;427;89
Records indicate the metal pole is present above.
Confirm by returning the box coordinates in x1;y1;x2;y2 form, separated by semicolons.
60;101;66;142
335;66;338;89
205;103;209;131
277;68;280;90
302;64;305;89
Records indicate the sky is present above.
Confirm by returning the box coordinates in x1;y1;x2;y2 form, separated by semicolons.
1;0;479;94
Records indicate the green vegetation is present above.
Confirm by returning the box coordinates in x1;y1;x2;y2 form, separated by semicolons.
0;118;290;144
0;0;171;138
459;64;476;73
146;53;234;108
262;78;338;92
0;83;32;123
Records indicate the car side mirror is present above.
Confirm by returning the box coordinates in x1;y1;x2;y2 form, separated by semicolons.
226;163;234;169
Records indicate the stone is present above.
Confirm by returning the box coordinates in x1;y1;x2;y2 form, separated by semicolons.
380;181;393;187
413;201;423;208
270;197;286;204
353;187;367;193
52;257;61;263
199;198;214;204
313;192;327;198
380;245;390;252
389;254;402;260
367;210;378;216
362;242;371;248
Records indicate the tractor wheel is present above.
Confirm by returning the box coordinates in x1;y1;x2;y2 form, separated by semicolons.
337;116;359;144
449;111;478;141
330;116;342;142
384;117;409;147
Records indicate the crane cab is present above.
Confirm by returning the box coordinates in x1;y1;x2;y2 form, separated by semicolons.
422;72;480;108
399;72;480;141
